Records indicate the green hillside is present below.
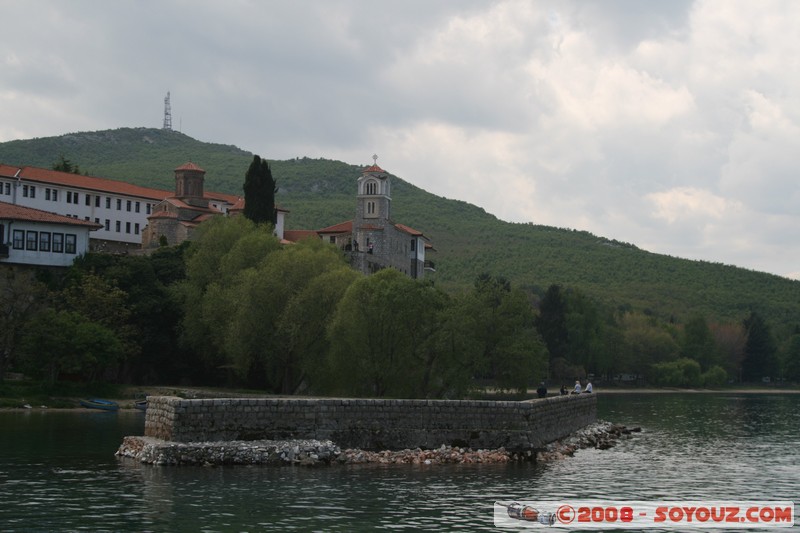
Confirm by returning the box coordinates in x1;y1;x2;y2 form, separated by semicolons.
2;127;799;335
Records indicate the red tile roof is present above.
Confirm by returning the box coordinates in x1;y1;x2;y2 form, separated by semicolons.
0;164;241;205
5;166;172;201
0;201;102;229
162;197;222;214
175;162;205;172
394;222;425;237
228;197;245;212
363;164;385;173
204;191;242;204
0;164;22;177
317;220;353;234
283;229;320;242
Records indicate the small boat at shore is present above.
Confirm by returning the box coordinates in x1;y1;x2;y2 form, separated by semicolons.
134;399;147;411
79;398;120;411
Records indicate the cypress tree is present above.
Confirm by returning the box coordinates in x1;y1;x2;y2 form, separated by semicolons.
243;155;277;225
741;311;778;382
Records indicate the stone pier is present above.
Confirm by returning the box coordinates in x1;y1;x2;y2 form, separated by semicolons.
140;394;596;452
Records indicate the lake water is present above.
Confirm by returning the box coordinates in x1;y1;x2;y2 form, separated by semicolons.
0;393;798;531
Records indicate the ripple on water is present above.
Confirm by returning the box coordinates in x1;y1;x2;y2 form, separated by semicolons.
1;394;799;531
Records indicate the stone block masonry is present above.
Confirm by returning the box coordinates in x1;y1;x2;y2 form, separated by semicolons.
144;394;596;452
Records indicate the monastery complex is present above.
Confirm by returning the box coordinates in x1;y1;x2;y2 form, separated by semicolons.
0;158;433;278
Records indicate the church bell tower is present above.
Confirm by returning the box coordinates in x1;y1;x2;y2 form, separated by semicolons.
356;154;391;225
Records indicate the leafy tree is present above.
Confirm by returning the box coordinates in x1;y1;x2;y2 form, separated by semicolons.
223;238;353;393
66;253;190;384
428;296;485;397
563;289;616;379
619;312;680;381
464;274;547;392
52;154;80;174
682;315;719;370
181;215;278;289
781;332;800;383
536;284;569;360
326;269;419;397
176;216;282;382
710;322;746;379
243;155;277;225
281;266;361;393
702;365;729;387
741;311;778;382
0;269;47;380
327;269;473;397
650;357;702;387
18;309;124;384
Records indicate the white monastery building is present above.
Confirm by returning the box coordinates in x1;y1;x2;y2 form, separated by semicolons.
0;201;100;267
0;163;246;254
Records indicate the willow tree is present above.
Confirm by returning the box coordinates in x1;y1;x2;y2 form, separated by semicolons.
175;216;282;380
243;155;277;225
326;269;452;397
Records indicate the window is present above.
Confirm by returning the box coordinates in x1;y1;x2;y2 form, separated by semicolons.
85;194;91;206
39;232;51;252
66;191;72;203
116;199;122;210
95;196;100;208
134;223;140;235
4;183;10;195
135;201;140;213
22;185;29;198
367;201;376;215
126;200;131;212
12;230;24;249
46;188;51;201
72;192;78;204
115;221;121;232
52;233;64;253
104;219;110;231
410;239;416;251
84;216;90;221
26;231;38;251
365;180;377;195
125;222;131;234
52;189;58;202
146;203;151;214
65;234;76;254
106;197;111;209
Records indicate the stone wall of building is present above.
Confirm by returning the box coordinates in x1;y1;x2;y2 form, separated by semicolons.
143;394;596;452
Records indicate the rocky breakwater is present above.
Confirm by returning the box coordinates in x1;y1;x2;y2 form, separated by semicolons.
536;421;642;461
117;436;341;466
116;421;639;467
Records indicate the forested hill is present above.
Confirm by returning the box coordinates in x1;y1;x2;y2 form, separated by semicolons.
1;127;799;334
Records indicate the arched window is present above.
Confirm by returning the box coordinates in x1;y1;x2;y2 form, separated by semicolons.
365;180;377;195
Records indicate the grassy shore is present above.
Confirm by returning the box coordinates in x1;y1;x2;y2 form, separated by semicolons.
0;381;272;410
2;380;798;410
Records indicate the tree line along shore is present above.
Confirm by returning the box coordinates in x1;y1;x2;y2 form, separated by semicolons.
2;215;799;401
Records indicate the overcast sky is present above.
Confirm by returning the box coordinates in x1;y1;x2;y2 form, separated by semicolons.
2;1;799;279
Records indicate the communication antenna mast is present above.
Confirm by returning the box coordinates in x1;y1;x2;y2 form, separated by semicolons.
163;92;173;131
